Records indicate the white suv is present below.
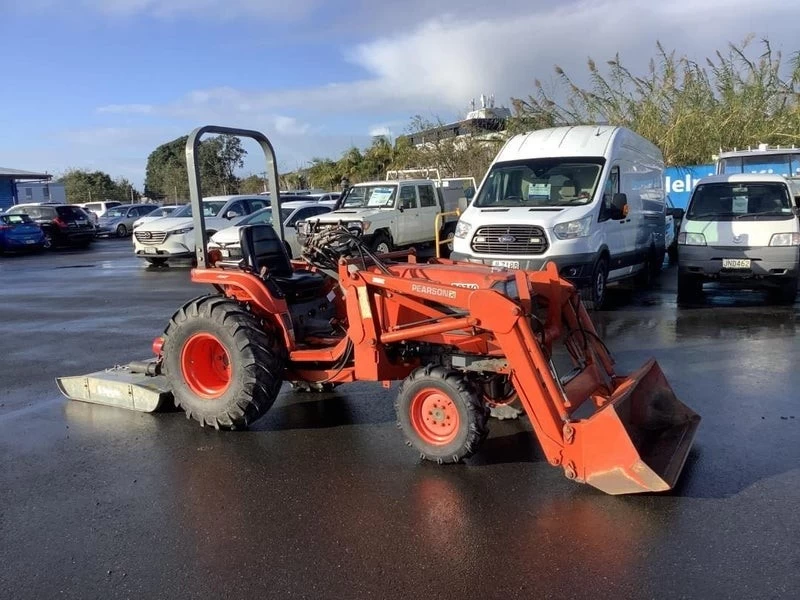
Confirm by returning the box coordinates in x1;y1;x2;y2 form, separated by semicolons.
132;195;268;265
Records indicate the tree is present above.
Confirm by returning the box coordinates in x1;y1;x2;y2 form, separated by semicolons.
510;38;800;165
58;169;139;204
306;158;343;190
239;174;268;194
144;134;248;199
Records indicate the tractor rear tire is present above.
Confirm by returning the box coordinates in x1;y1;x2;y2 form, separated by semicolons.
162;295;286;429
395;366;488;463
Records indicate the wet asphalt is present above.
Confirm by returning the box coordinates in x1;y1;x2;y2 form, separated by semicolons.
0;239;798;599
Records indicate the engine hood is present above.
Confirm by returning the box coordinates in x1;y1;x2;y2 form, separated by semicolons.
461;204;594;230
314;207;387;222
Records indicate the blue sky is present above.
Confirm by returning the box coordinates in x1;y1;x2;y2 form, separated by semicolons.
1;0;797;189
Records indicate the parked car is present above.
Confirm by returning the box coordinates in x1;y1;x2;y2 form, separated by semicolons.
0;213;46;253
4;204;96;248
308;192;341;203
132;204;185;230
77;201;122;219
133;195;269;265
665;195;683;262
677;173;800;304
96;204;160;238
209;200;335;259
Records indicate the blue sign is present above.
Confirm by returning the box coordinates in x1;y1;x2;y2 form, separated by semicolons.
664;165;715;208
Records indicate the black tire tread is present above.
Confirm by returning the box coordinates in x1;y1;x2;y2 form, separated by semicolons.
162;295;287;429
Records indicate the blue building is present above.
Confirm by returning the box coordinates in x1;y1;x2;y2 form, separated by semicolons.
0;167;55;211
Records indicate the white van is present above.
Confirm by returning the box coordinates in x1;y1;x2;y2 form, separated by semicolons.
451;125;670;307
677;173;800;303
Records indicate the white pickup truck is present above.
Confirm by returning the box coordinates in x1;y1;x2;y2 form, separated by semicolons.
299;169;475;254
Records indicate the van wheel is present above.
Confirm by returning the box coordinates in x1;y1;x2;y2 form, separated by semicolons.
581;257;608;310
677;273;703;304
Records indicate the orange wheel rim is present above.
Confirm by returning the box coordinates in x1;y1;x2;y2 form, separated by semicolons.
410;388;459;445
180;332;232;399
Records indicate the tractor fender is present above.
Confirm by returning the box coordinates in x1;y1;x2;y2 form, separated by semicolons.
190;268;294;349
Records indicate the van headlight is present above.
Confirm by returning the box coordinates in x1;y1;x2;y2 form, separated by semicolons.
677;232;706;246
455;221;472;238
769;232;800;246
553;215;593;240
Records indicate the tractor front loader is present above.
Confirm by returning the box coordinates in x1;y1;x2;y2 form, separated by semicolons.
58;126;700;495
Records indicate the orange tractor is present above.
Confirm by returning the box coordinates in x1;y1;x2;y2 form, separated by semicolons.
58;126;700;495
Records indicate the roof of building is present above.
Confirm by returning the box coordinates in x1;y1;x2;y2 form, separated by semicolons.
0;167;52;180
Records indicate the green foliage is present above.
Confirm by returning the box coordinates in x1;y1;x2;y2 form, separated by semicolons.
144;134;247;199
57;169;139;204
510;38;800;165
239;174;268;194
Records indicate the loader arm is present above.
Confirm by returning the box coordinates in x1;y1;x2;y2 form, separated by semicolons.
347;261;699;494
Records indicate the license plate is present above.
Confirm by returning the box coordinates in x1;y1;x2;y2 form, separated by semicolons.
144;247;158;254
220;248;230;257
25;239;36;244
76;220;87;225
492;259;520;269
722;258;751;269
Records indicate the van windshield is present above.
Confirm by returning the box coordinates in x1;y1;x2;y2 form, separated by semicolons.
474;159;604;208
687;182;794;220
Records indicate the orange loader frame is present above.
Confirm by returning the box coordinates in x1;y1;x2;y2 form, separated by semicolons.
191;246;699;495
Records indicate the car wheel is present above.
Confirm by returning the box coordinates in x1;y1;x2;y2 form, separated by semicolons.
116;224;128;237
677;273;703;304
772;277;798;305
667;244;678;263
43;233;53;250
369;231;392;254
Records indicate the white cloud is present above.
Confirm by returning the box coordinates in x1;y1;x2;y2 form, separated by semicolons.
16;0;322;20
100;0;800;122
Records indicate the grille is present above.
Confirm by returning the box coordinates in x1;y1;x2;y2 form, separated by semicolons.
135;231;167;245
470;225;548;255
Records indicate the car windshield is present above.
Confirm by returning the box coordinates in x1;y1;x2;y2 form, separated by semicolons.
1;214;33;225
105;207;127;218
687;182;793;220
474;159;604;208
241;207;293;226
342;185;398;208
171;201;228;218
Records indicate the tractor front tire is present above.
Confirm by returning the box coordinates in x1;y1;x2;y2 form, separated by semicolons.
162;295;286;429
395;366;488;463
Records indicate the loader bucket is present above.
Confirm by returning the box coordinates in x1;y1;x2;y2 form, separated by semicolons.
56;365;173;413
575;359;700;495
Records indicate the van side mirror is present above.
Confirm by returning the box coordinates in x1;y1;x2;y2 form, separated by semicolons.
464;186;475;200
225;210;241;219
670;207;685;220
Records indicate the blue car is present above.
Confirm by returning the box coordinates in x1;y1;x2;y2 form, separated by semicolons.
0;213;46;253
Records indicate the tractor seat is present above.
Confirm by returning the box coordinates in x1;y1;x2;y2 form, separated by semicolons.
239;224;326;301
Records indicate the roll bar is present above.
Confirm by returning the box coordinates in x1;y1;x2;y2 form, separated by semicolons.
185;125;282;268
